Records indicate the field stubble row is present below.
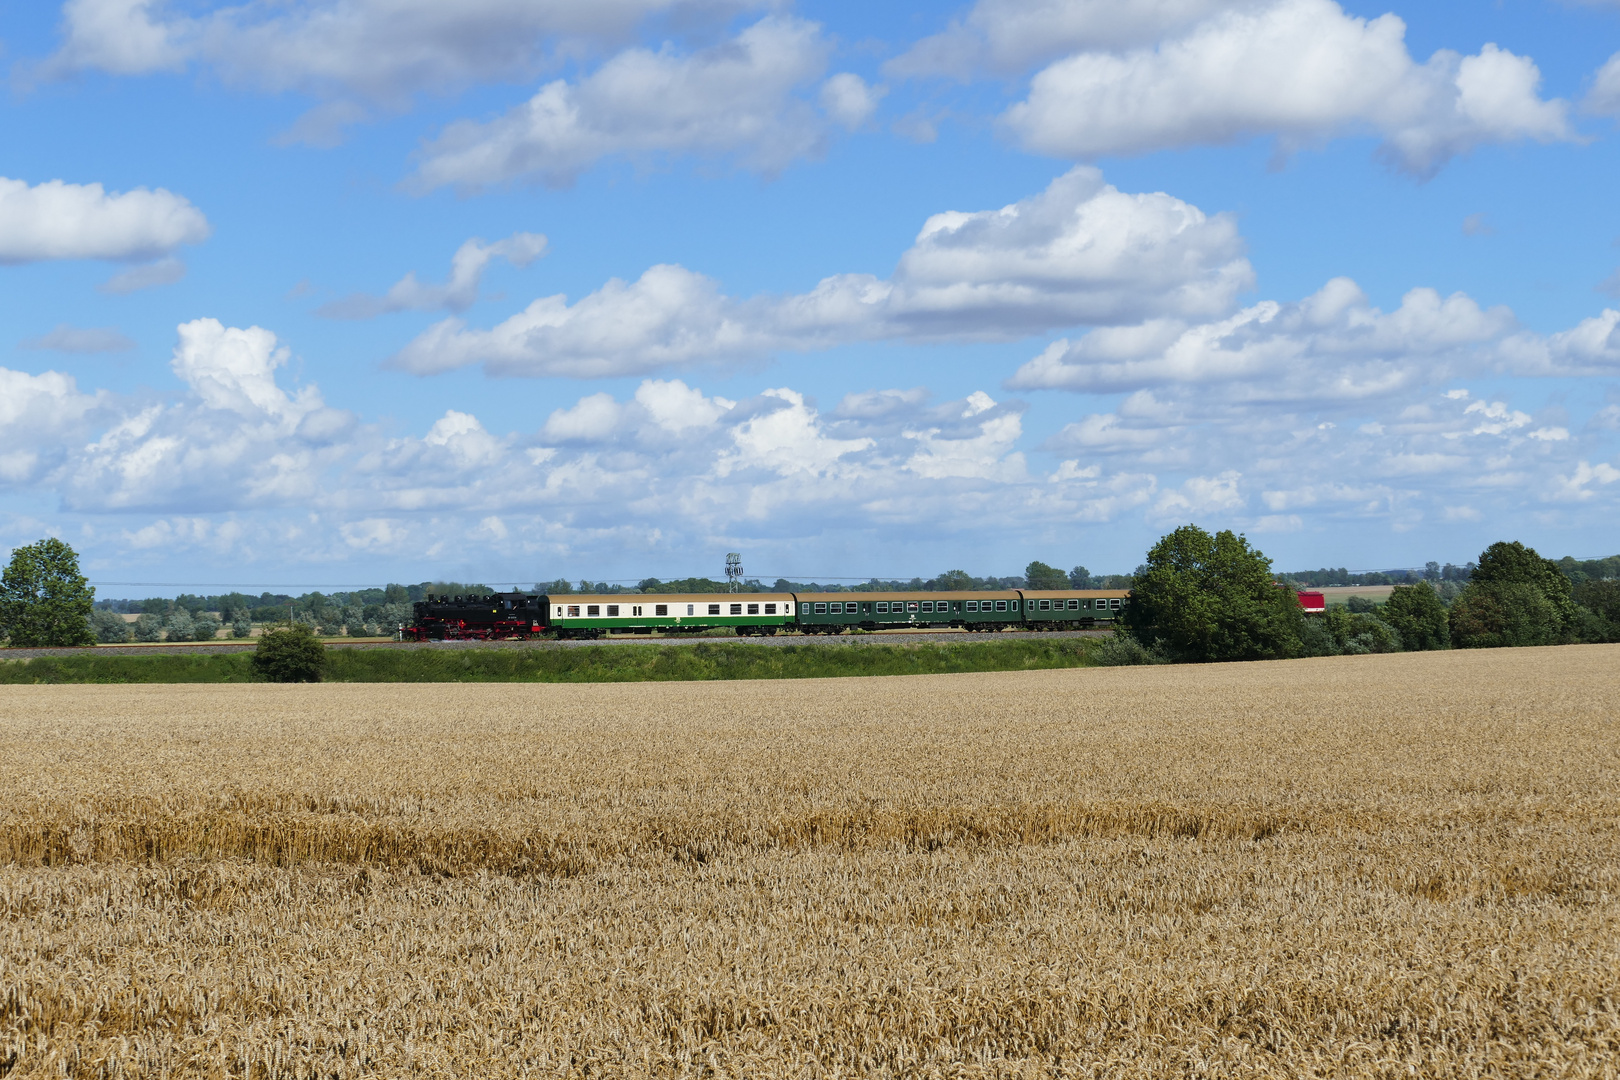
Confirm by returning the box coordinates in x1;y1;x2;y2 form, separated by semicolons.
2;647;1619;1077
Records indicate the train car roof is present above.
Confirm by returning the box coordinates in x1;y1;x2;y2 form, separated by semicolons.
793;590;1022;603
1019;589;1131;598
542;593;789;605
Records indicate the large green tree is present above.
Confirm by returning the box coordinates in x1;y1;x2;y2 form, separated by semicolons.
1023;561;1069;590
1451;541;1575;648
1122;525;1302;662
1450;582;1563;649
0;538;97;647
1382;584;1450;650
1573;579;1620;643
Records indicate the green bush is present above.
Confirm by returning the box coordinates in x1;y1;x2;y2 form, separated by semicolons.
90;609;132;644
191;613;222;641
1382;585;1450;650
251;624;328;682
1300;608;1403;656
133;613;165;642
1092;632;1168;666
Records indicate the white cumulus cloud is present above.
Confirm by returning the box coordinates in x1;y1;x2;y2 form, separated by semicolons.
1586;51;1620;116
412;17;833;190
0;368;104;486
542;393;626;443
64;319;344;511
888;0;1251;78
390;263;767;378
391;167;1252;376
1498;309;1620;375
318;232;547;319
1009;276;1515;402
0;177;209;263
170;319;320;424
1001;0;1573;177
820;73;885;129
40;0;765;105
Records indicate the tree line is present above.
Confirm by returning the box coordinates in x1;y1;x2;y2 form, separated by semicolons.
1109;526;1620;665
3;533;1618;651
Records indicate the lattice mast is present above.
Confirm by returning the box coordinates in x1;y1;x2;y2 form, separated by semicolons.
725;553;743;593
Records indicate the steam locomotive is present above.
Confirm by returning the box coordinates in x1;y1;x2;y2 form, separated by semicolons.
402;587;1132;640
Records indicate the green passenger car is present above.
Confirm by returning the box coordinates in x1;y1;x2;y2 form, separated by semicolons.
792;591;1025;633
1018;589;1130;628
545;593;793;638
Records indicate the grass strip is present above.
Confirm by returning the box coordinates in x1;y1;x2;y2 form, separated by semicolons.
0;639;1098;684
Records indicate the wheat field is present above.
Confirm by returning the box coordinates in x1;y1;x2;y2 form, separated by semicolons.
2;647;1618;1078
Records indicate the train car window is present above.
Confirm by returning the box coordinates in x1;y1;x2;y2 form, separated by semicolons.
1038;600;1049;610
606;605;619;617
567;605;580;617
995;600;1007;612
1110;598;1122;609
800;603;810;614
965;601;976;612
747;603;759;615
764;603;776;615
632;606;642;616
1067;599;1079;610
918;601;931;613
555;606;563;617
875;602;888;613
827;602;840;614
708;604;721;615
655;605;668;616
814;603;827;614
730;604;743;615
904;602;916;612
687;605;695;616
587;605;600;616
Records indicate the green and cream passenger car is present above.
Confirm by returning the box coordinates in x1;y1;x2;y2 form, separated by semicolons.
547;593;794;638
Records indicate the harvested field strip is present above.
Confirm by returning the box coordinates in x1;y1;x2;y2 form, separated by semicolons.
3;647;1620;1077
0;638;1095;684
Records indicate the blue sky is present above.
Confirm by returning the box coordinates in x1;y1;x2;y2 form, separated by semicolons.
3;0;1619;594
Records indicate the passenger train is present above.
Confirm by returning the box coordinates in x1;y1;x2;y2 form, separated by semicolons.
402;588;1133;640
